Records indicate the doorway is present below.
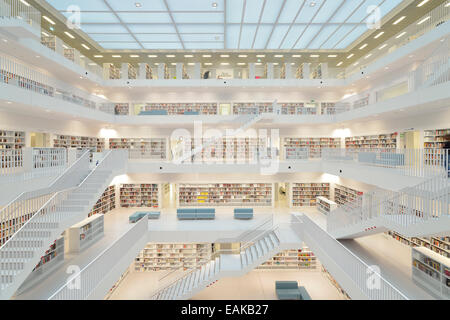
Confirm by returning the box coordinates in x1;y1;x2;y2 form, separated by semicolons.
30;132;49;147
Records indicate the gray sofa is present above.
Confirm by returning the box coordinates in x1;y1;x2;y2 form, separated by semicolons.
177;208;215;220
234;208;254;219
275;281;311;300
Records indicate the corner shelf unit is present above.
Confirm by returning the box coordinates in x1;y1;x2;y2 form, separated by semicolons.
412;247;449;300
345;133;397;150
120;183;160;208
143;103;218;115
387;231;449;258
283;137;340;159
290;183;330;207
0;129;25;149
134;243;213;271
66;214;104;253
257;248;317;270
109;138;167;160
316;197;337;215
17;237;64;294
88;185;116;217
334;184;363;207
178;183;273;207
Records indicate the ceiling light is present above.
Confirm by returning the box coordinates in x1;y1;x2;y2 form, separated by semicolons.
347;53;354;59
64;31;75;39
81;44;90;50
166;55;175;58
274;55;284;58
88;63;97;66
256;55;265;58
273;63;279;65
417;16;430;25
255;62;262;65
292;55;301;58
220;55;230;58
336;61;343;66
446;2;450;7
393;16;406;25
310;1;316;7
135;2;142;7
238;55;248;58
148;55;158;58
130;55;139;58
353;62;359;66
417;0;430;7
184;55;193;58
154;63;159;65
310;54;319;58
396;32;406;39
62;44;68;49
41;31;49;37
43;16;55;25
212;2;218;7
237;63;246;65
19;0;30;6
94;55;103;58
364;54;372;59
112;55;121;58
202;54;212;58
328;55;337;58
187;63;195;66
379;44;387;50
171;63;177;66
220;62;230;65
204;63;212;65
374;31;384;39
359;43;368;50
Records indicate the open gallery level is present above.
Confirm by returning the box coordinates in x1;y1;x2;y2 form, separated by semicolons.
0;0;449;304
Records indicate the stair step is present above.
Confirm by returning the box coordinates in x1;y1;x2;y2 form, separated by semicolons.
250;246;257;263
263;236;273;251
254;241;263;257
259;239;268;255
269;232;279;246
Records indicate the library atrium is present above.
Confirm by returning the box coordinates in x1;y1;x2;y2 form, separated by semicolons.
0;0;449;304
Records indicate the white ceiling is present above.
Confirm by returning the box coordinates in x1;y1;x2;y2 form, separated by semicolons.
45;0;404;50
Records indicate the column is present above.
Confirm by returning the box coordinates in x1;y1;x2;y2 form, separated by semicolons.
248;63;256;79
193;63;201;79
158;64;165;79
138;63;146;80
321;63;328;79
102;63;110;80
267;63;274;79
285;63;293;79
121;63;128;80
54;37;64;56
303;63;311;79
176;63;183;79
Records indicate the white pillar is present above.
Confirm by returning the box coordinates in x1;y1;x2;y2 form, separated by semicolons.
321;63;328;79
55;37;64;56
22;148;33;172
176;63;183;79
121;63;128;80
138;63;146;80
248;63;256;79
267;63;274;79
103;63;110;80
303;63;311;79
158;64;165;79
285;63;293;79
193;63;201;79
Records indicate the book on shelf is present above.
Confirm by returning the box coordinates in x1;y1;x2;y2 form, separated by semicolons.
291;183;330;207
345;133;397;150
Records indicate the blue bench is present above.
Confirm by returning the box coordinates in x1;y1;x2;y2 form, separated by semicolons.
139;110;168;115
234;208;254;220
183;111;200;115
129;211;160;223
275;281;302;300
177;208;215;220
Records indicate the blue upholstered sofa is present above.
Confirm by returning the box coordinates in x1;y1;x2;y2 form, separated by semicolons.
183;111;200;115
234;208;254;219
138;110;168;115
275;281;311;300
177;208;215;220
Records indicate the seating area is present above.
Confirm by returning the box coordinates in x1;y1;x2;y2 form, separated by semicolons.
138;110;168;115
129;211;160;223
177;208;215;220
275;281;311;300
234;208;254;220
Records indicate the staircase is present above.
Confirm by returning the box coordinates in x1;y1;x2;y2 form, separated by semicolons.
152;229;297;300
0;150;128;300
327;173;450;239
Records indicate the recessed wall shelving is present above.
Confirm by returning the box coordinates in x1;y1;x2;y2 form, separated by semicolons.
345;133;397;150
283;137;340;159
120;184;160;208
291;183;330;207
257;248;317;270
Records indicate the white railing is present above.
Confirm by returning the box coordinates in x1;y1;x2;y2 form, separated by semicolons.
32;147;66;172
294;214;408;300
322;148;449;179
0;150;90;246
0;149;22;175
48;216;148;300
0;0;41;30
128;149;167;160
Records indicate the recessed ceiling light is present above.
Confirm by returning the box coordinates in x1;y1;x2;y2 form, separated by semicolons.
393;16;406;25
221;62;230;65
184;55;194;58
237;63;246;65
6;101;12;104
347;53;354;59
19;0;30;6
273;63;279;65
446;2;450;7
154;63;159;65
255;62;262;65
379;44;387;50
80;55;84;58
130;55;139;58
202;54;212;58
166;54;175;58
94;55;103;58
374;31;384;39
148;55;158;58
135;2;142;7
396;32;406;39
238;55;248;58
62;44;68;49
35;55;40;58
328;55;337;58
417;0;430;7
212;2;218;7
274;55;284;58
112;55;121;58
309;1;316;7
81;44;90;50
364;54;372;59
417;16;430;25
64;31;75;39
256;55;265;58
336;61;343;66
171;63;177;66
187;63;195;65
41;31;49;37
43;16;56;25
310;54;319;58
204;62;213;65
220;54;230;58
88;63;97;66
292;54;301;57
359;43;368;50
353;62;359;66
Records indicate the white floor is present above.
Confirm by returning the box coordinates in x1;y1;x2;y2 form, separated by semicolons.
108;269;347;300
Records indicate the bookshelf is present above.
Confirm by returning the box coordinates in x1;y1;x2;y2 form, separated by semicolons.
53;134;105;152
322;266;351;299
320;102;336;115
412;247;449;299
279;103;316;115
109;138;167;160
109;64;120;79
0;129;25;149
110;103;129;115
143;103;218;115
290;183;330;207
16;236;65;294
145;64;153;79
120;183;160;208
257;248;317;270
233;103;273;115
134;243;213;271
283;137;341;159
88;185;116;217
67;214;104;253
316;197;337;215
387;231;449;258
41;35;56;51
334;184;363;207
424;128;449;166
345;133;397;150
178;183;273;207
